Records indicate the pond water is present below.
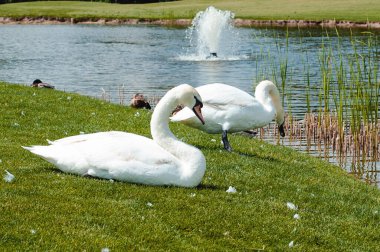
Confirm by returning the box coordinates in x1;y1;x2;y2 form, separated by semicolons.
0;24;257;100
0;24;379;186
1;25;377;109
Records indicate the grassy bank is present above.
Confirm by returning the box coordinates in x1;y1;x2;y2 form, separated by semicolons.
0;0;379;22
1;82;379;250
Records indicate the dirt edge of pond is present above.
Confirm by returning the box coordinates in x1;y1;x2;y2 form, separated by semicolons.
1;17;380;29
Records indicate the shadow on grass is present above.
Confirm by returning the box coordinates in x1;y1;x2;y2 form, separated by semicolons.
43;166;225;190
196;183;223;190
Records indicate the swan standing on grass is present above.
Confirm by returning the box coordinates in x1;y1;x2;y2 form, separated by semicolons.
171;80;285;151
23;84;206;188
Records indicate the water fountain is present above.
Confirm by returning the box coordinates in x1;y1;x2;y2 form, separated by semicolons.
182;6;238;60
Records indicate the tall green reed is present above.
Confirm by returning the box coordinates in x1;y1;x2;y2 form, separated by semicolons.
253;27;379;185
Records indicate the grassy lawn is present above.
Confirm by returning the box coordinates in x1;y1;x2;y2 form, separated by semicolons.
1;81;379;250
0;0;379;22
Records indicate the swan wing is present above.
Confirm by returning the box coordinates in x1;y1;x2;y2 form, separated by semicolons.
170;107;195;122
47;132;109;145
171;83;273;133
171;83;255;122
23;131;181;184
196;83;255;107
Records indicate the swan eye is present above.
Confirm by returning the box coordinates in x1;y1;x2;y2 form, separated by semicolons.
194;96;203;108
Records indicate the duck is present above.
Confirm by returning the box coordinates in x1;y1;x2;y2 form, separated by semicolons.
171;80;285;151
130;93;151;109
31;79;55;89
23;84;206;188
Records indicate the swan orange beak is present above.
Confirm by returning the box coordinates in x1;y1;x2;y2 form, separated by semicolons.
193;104;205;125
279;123;285;137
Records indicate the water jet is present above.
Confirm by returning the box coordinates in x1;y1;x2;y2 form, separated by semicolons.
185;6;235;60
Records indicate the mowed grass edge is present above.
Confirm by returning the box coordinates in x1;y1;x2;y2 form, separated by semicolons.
0;0;379;22
0;82;379;251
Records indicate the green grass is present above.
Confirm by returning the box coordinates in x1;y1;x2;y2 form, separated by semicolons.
1;81;380;251
0;0;379;22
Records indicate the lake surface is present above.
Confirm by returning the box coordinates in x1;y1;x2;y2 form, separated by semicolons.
0;24;256;101
1;25;378;112
0;24;379;186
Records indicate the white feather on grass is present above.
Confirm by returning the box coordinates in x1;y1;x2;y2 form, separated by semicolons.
4;170;15;183
289;241;294;248
286;202;298;210
226;186;237;193
146;202;153;207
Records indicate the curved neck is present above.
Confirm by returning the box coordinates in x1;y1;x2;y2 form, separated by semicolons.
254;87;274;118
150;89;206;187
255;81;284;124
255;83;275;105
150;91;177;144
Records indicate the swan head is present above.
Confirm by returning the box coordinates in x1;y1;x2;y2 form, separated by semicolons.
276;107;285;137
269;87;285;137
272;92;285;137
175;84;205;125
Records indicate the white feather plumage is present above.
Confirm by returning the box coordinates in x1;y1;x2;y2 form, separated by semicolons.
171;80;285;151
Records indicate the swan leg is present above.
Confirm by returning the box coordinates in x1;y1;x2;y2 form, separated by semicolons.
222;130;232;152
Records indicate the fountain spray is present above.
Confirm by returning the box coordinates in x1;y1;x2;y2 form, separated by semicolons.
189;6;235;59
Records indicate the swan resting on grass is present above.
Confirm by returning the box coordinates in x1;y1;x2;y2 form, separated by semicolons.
23;84;206;188
171;80;285;151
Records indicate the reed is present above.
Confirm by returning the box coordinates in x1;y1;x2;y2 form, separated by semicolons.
259;112;379;184
254;28;380;186
100;87;111;102
117;84;126;105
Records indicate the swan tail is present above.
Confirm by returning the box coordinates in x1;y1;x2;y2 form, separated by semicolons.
22;145;57;162
170;107;195;122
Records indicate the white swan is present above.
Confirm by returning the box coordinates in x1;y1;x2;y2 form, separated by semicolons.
171;80;285;151
23;84;206;188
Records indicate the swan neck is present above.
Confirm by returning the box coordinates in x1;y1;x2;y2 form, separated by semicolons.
150;89;206;187
150;91;176;142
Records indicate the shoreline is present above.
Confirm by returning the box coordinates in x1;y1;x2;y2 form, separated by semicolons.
1;16;380;29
